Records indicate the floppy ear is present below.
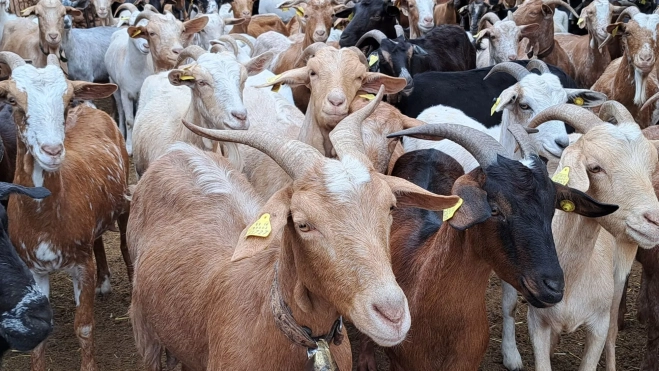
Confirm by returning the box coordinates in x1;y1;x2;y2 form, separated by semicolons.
225;17;246;25
334;8;353;17
21;5;36;15
494;87;518;114
379;174;461;210
65;6;83;17
541;3;553;18
255;67;310;88
564;89;607;108
127;25;149;39
232;187;292;262
168;69;196;88
553;183;618;217
0;183;50;201
244;51;274;76
71;81;117;100
519;23;539;37
447;172;491;231
183;15;209;34
554;146;589;192
361;73;407;94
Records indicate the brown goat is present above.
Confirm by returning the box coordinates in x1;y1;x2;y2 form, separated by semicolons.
128;91;460;370
434;0;457;25
243;13;304;37
225;0;255;33
512;0;579;78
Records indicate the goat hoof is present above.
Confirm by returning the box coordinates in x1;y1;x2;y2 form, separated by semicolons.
95;276;112;295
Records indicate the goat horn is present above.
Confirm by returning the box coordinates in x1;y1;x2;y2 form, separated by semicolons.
330;85;384;161
526;59;550;74
134;8;158;24
541;0;579;18
276;0;306;9
355;29;388;48
507;123;538;159
210;44;229;53
177;45;206;66
144;4;160;13
610;4;631;14
216;36;240;56
114;3;138;16
0;51;26;71
484;62;530;81
230;34;254;54
528;104;602;133
387;123;509;168
616;6;639;22
181;120;324;180
478;12;500;31
295;42;329;67
348;46;368;67
641;91;659;113
46;54;60;67
598;100;636;124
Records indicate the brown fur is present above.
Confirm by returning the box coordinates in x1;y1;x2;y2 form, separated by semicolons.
433;0;456;25
554;33;610;88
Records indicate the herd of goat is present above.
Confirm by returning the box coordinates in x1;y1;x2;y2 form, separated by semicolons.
1;0;659;368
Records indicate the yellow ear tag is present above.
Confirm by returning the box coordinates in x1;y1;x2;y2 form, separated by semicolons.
359;93;375;100
368;54;379;66
348;12;354;21
475;30;482;38
120;15;130;20
271;83;282;92
577;17;584;26
641;0;646;5
573;96;584;106
131;29;142;37
245;213;272;237
442;198;463;222
491;97;501;116
560;200;575;212
282;6;289;11
612;25;619;37
295;6;304;16
179;75;195;80
267;74;281;84
552;166;570;186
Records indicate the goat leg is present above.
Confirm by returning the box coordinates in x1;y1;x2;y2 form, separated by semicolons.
93;237;112;295
118;210;133;282
617;276;629;330
74;255;98;371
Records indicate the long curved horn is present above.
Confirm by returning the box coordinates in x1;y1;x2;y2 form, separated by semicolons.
230;34;254;54
181;121;324;180
598;100;636;124
0;51;26;71
355;29;388;49
330;85;384;161
217;35;240;56
542;0;579;17
46;54;60;67
507;123;538;159
144;4;160;13
387;123;510;167
210;44;230;53
478;12;501;31
484;61;530;81
641;91;659;113
114;3;138;16
177;45;206;66
277;0;306;9
528;104;602;133
526;59;550;74
616;5;639;22
133;8;158;24
294;42;329;67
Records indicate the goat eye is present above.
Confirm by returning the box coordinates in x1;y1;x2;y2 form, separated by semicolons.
309;70;317;77
491;206;500;216
198;81;207;86
7;97;16;105
588;165;602;173
519;103;530;110
149;32;156;37
390;205;395;211
297;223;311;232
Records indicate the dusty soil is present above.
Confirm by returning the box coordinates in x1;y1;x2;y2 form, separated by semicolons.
1;98;650;370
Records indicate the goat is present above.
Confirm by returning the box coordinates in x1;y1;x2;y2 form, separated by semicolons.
356;26;476;95
62;25;119;83
359;122;616;370
193;8;245;50
501;102;659;371
0;182;53;362
258;0;298;21
475;12;539;68
592;7;659;128
433;0;459;25
91;0;124;25
396;0;435;38
132;45;272;176
127;90;460;370
0;103;15;186
337;0;400;47
0;0;16;42
0;52;130;371
0;0;82;72
459;0;490;35
510;0;579;78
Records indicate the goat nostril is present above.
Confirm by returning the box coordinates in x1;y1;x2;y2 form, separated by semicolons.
328;97;345;107
508;55;517;61
48;33;58;40
41;144;63;157
231;110;247;121
172;48;182;55
373;304;403;324
543;278;564;294
423;16;433;23
644;213;659;226
555;138;569;150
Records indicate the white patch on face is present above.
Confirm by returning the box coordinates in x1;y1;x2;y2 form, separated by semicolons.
415;0;434;30
594;0;609;33
0;285;46;335
635;67;648;105
491;21;521;64
611;123;642;141
11;65;68;171
633;13;659;40
323;155;371;201
32;161;44;187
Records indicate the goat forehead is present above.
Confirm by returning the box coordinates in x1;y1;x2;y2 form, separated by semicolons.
12;65;68;104
198;53;241;76
415;0;433;16
593;0;609;23
633;14;659;39
322;155;372;201
518;75;566;103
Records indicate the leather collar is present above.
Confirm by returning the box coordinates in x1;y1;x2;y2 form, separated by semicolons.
528;40;555;59
39;43;67;63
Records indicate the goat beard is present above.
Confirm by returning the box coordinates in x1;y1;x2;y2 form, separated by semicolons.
634;67;648;106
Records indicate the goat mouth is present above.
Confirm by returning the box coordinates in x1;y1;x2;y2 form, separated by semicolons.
634;64;654;75
541;145;562;159
418;24;433;33
626;223;659;247
519;277;561;308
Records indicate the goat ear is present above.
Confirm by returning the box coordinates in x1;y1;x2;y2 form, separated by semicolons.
244;51;274;76
225;17;245;25
183;15;209;34
402;117;424;129
65;6;83;17
642;125;659;141
168;69;196;87
71;81;117;100
399;5;409;16
553;147;589;192
232;187;292;262
112;0;125;4
494;87;518;113
519;23;539;37
553;183;618;217
541;4;553;17
379;174;462;211
21;5;36;15
606;22;624;36
0;183;50;201
127;26;148;39
334;8;353;17
362;73;407;94
564;89;608;108
256;67;310;88
447;172;491;231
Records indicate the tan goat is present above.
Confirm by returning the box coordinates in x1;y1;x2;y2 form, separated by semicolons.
128;90;460;370
0;52;129;371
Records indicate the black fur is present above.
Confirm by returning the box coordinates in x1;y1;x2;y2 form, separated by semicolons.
337;0;400;47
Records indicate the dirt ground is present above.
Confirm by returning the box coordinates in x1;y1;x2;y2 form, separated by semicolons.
0;99;651;370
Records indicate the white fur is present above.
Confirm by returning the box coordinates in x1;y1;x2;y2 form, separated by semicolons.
633;13;659;40
0;285;45;335
415;0;435;33
635;67;648;105
323;155;371;201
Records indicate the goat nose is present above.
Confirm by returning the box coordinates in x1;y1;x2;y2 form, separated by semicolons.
48;33;58;41
41;144;63;157
241;10;251;17
231;110;247;121
555;137;569;149
508;54;517;61
372;298;405;325
315;29;326;37
172;47;183;55
644;212;659;227
423;16;433;24
542;278;564;295
99;6;106;10
327;91;346;107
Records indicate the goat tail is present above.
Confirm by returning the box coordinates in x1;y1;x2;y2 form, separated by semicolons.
130;303;164;371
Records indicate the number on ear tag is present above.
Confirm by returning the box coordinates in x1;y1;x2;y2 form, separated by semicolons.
246;213;272;237
552;166;570;186
442;198;463;222
560;200;575;212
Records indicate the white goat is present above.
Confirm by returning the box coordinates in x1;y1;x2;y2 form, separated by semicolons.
475;13;539;68
0;0;16;42
132;45;273;176
501;102;659;371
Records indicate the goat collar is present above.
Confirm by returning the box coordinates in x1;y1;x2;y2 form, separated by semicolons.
270;262;344;369
39;43;68;63
528;40;554;59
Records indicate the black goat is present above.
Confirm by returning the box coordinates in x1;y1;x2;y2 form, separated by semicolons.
356;25;476;95
337;0;400;47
